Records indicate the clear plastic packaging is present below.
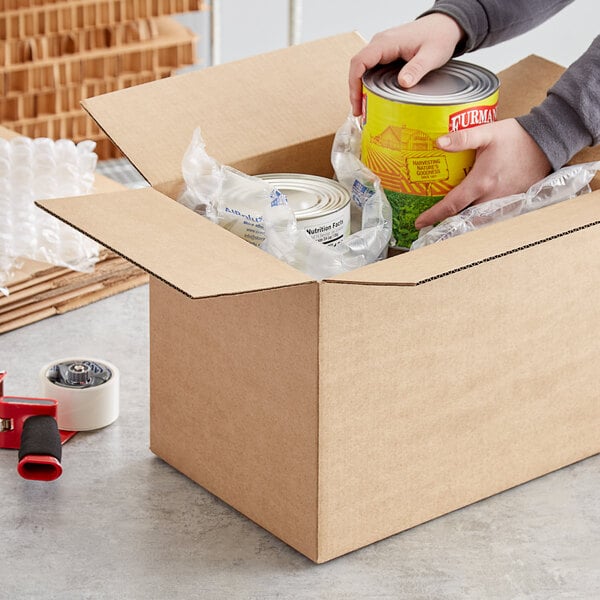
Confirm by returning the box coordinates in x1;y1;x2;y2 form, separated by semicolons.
179;118;393;279
179;129;274;240
411;161;600;250
0;136;100;295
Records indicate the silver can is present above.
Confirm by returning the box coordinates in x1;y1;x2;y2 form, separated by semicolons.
259;173;352;247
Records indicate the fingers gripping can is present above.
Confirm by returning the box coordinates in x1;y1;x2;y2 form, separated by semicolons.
361;59;499;248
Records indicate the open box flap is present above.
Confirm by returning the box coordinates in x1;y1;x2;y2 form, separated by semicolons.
37;188;313;298
81;32;366;188
328;191;600;285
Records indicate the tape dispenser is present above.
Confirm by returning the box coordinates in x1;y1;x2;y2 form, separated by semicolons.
0;371;65;481
1;359;119;482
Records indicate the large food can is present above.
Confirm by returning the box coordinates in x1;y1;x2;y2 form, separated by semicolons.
259;173;352;247
361;59;499;248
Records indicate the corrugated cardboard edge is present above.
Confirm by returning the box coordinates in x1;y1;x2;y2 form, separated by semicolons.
328;219;600;287
1;257;148;333
326;191;600;286
1;252;148;335
0;273;148;334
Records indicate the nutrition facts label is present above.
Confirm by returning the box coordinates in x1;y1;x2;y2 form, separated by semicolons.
299;207;350;247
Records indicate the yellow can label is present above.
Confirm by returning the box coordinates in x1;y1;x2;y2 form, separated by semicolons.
361;88;498;247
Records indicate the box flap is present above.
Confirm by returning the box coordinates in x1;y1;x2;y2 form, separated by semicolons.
82;32;366;188
37;189;313;298
329;191;600;285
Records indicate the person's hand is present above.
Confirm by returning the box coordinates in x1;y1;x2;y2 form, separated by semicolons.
349;13;465;116
414;118;553;229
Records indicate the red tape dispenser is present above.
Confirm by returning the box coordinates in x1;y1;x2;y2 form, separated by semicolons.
0;371;72;481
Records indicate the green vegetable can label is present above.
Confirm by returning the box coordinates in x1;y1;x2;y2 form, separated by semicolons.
361;61;499;248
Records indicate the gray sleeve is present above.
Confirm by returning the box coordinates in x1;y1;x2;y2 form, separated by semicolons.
516;36;600;169
420;0;596;168
420;0;575;53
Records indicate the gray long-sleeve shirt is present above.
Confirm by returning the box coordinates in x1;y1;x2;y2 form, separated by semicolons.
421;0;599;169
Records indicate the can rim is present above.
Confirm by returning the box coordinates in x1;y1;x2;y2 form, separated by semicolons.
363;59;499;106
257;173;351;220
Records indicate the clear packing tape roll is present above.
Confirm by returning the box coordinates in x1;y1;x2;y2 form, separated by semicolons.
411;161;600;250
39;358;119;431
178;118;393;280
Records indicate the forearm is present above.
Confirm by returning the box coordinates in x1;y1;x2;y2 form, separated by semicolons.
420;0;596;168
420;0;575;53
516;35;600;169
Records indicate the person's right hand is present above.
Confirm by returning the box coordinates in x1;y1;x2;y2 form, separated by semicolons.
349;13;465;116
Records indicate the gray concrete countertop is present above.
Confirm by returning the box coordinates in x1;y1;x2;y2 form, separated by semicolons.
1;284;599;599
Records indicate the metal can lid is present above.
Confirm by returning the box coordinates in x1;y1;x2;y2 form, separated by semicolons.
363;59;499;106
257;173;351;220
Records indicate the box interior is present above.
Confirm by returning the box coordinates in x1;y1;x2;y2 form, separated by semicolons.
38;35;600;295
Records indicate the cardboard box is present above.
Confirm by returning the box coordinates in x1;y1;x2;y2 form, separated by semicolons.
39;33;600;563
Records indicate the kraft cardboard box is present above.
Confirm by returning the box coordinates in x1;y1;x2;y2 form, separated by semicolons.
39;33;600;563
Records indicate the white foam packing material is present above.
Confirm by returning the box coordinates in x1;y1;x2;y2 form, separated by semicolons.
0;136;100;295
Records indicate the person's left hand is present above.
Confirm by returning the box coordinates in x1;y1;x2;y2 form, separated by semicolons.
414;118;553;229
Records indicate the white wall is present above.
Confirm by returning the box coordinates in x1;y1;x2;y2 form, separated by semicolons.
177;0;597;73
299;0;597;72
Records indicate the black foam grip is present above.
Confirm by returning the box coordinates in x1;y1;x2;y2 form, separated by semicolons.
18;415;62;462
